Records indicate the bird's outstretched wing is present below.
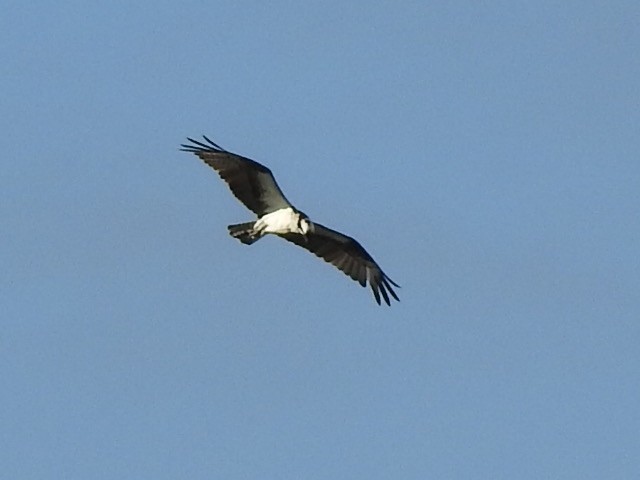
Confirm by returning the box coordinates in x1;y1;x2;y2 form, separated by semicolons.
181;136;292;216
281;223;400;306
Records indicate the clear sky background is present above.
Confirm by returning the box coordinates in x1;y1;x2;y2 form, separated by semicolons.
2;1;639;478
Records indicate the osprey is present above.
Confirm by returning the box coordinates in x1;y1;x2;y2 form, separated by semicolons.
181;136;400;306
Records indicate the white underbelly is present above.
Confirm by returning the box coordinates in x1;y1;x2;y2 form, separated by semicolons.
256;207;298;234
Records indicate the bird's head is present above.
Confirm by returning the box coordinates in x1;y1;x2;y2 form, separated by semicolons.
297;212;313;236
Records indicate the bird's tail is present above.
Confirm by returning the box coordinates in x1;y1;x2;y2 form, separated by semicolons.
228;222;261;245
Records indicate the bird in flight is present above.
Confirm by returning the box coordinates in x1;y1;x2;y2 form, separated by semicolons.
181;136;400;305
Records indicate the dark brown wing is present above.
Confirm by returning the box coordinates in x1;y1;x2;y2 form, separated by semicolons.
181;136;292;216
281;223;400;306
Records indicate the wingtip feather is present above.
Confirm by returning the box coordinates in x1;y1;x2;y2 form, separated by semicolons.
379;283;391;306
180;135;227;154
382;277;400;302
371;284;382;305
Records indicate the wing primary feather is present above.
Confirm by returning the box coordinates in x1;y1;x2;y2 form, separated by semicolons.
180;138;211;152
181;136;226;153
334;254;350;270
344;258;359;282
384;275;401;288
378;281;391;306
186;137;210;149
336;254;350;272
371;282;382;305
382;277;400;302
357;264;367;287
201;135;227;151
337;255;351;277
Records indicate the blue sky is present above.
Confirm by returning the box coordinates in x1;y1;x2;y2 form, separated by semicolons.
2;1;639;478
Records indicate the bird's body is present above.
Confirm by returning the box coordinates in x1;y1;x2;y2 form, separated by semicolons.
253;207;309;236
181;136;399;305
225;207;309;245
